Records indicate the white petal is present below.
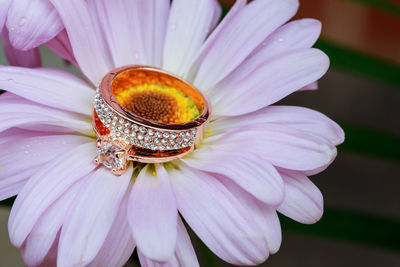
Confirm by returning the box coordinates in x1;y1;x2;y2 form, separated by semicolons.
58;166;132;266
128;164;177;262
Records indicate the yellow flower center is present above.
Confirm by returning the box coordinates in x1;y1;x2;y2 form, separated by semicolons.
114;84;199;124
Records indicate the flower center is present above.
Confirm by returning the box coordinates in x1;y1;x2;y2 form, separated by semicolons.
111;68;204;124
114;84;200;123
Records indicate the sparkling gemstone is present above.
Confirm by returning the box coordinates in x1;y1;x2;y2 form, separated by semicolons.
151;144;158;150
179;132;185;138
182;142;188;147
191;129;197;135
158;145;165;151
150;144;158;150
163;132;170;138
124;128;130;134
183;137;189;142
144;136;152;142
144;143;151;149
155;131;162;138
105;123;111;128
161;138;168;144
119;118;125;124
130;131;137;137
185;131;191;137
137;134;144;140
148;129;154;136
176;137;183;143
132;124;139;131
170;132;177;139
154;138;160;144
106;117;112;123
129;137;135;144
139;127;147;133
116;132;122;137
166;144;172;150
111;121;117;126
173;144;180;149
117;125;123;131
169;139;175;144
124;122;131;128
113;115;118;120
96;141;126;170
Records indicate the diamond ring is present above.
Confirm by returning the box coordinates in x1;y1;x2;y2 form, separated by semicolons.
92;65;211;175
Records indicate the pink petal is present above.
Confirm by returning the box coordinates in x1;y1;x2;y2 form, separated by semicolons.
88;193;135;267
89;0;145;67
182;149;284;205
1;29;41;67
221;180;282;254
188;0;245;83
138;217;199;267
251;19;321;59
210;105;344;146
45;30;76;64
193;0;299;90
277;169;323;224
131;0;170;67
0;0;11;31
21;178;85;267
0;94;92;135
58;166;132;266
211;48;330;116
6;0;63;50
300;81;319;91
0;66;94;115
128;164;177;261
0;133;91;201
8;142;96;247
50;0;113;85
209;124;336;171
163;0;218;78
169;164;269;265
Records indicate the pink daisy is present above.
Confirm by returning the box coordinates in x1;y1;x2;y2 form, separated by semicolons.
0;0;73;67
0;0;344;266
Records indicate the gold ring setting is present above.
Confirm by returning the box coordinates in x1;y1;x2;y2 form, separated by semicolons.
92;65;211;175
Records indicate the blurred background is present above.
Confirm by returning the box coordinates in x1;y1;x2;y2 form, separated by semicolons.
0;0;399;266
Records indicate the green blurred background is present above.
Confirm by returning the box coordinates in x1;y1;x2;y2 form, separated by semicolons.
1;0;400;266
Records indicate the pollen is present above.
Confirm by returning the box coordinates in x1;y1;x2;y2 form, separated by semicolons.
114;84;200;124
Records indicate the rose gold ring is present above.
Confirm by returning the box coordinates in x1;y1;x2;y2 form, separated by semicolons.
92;65;211;175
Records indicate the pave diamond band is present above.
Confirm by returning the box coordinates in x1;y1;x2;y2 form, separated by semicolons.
94;91;197;151
92;65;211;175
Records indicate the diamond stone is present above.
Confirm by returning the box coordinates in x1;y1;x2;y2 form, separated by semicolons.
151;144;158;150
163;132;170;138
155;131;162;138
139;127;147;133
170;132;177;139
96;141;127;170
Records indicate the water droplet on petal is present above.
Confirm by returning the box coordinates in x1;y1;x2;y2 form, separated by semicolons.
19;17;27;26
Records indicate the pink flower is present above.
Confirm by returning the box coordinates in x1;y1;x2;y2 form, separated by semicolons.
0;0;74;67
0;0;344;266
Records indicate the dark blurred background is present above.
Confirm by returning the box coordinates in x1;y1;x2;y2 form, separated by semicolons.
0;0;399;266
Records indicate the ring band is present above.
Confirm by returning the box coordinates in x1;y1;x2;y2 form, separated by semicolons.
92;65;211;175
